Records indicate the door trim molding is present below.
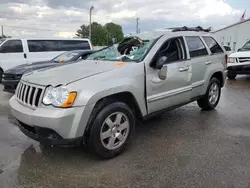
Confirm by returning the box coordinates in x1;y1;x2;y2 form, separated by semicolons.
147;86;192;103
192;80;205;88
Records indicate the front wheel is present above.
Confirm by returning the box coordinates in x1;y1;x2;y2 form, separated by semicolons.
197;78;221;110
87;101;135;159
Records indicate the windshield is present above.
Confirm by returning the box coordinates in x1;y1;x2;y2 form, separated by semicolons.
52;51;81;63
240;41;250;51
86;37;155;62
0;39;6;45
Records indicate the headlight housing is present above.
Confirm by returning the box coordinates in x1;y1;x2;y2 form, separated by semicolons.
42;85;77;108
228;57;235;63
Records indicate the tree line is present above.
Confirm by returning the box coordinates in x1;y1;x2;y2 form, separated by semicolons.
76;22;124;46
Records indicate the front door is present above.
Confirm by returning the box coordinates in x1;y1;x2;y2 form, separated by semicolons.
146;37;192;114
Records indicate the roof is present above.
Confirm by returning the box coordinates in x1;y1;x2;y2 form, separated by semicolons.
213;18;250;33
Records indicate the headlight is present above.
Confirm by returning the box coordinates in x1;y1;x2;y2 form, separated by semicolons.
228;57;235;63
42;85;77;108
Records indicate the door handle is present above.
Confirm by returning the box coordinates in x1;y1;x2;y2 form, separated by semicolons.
205;61;212;65
179;67;189;72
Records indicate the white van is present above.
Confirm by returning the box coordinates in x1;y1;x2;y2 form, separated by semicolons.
0;38;92;79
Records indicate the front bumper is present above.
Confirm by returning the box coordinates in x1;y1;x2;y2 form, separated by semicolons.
9;96;87;144
227;62;250;75
1;79;19;93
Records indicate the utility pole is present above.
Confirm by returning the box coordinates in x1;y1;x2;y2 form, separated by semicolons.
136;17;140;34
1;26;3;38
89;6;94;42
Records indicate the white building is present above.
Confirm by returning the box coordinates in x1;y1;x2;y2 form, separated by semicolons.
213;18;250;52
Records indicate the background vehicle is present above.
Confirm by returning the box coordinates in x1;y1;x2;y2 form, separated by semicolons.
9;27;227;158
227;40;250;79
2;50;95;93
0;38;92;81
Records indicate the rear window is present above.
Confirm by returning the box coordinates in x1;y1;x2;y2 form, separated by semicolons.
0;39;23;53
202;36;223;54
185;36;208;58
28;40;90;52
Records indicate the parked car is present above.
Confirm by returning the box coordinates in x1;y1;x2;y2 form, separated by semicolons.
1;50;95;93
0;38;93;81
9;27;227;158
227;40;250;79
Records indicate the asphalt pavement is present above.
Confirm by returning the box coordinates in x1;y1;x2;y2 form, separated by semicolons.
1;76;250;188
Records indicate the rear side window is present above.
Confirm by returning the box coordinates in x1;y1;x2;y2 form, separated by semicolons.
28;40;60;52
185;36;208;58
0;40;23;53
59;40;91;51
223;46;231;51
202;36;223;54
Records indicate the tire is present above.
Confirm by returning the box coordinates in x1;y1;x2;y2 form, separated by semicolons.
0;69;3;83
197;77;221;111
227;74;237;80
86;100;135;159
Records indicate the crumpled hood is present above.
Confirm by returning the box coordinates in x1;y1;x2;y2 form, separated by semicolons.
22;60;126;86
5;61;58;74
229;51;250;58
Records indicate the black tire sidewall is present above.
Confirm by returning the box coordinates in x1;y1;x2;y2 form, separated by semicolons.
88;102;135;158
205;78;221;109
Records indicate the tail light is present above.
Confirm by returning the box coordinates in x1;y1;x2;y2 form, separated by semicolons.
92;44;94;49
225;54;228;64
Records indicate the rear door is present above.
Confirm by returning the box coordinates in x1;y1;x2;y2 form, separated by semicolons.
0;39;28;70
184;36;209;98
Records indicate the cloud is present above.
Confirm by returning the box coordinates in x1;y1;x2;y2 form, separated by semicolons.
0;0;244;38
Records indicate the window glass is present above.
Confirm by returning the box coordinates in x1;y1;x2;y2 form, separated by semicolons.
52;51;81;63
203;36;223;54
223;46;231;51
28;40;60;52
59;40;91;51
240;40;250;51
0;40;23;53
186;36;208;58
0;39;6;45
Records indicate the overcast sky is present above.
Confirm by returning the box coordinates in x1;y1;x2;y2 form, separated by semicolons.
0;0;249;38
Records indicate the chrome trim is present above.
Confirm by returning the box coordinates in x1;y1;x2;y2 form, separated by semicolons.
192;80;205;88
147;86;192;103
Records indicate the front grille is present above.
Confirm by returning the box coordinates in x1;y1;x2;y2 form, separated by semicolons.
237;57;250;63
16;82;44;108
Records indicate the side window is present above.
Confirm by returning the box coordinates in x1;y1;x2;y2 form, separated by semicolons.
185;36;208;58
0;40;23;53
28;40;60;52
155;37;186;65
59;40;91;51
202;36;223;54
223;46;231;51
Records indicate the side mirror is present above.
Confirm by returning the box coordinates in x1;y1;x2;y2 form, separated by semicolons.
238;48;242;52
156;56;167;69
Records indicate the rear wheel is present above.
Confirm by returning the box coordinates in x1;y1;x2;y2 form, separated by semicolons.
86;100;135;159
197;77;221;110
227;74;237;80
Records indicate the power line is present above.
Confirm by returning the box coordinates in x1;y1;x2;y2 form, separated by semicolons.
2;25;62;32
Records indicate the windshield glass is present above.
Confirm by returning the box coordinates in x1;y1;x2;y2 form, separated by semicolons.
52;51;81;62
86;37;155;62
240;41;250;51
0;39;6;45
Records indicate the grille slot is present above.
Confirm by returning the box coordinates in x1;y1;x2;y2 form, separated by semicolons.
238;57;250;63
16;82;44;108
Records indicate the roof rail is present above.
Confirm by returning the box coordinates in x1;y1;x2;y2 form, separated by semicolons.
170;26;211;32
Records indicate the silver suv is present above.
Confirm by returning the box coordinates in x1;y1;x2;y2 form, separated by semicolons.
9;28;227;158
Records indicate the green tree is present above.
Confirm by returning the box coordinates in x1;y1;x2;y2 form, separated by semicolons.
76;22;124;46
105;22;124;44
